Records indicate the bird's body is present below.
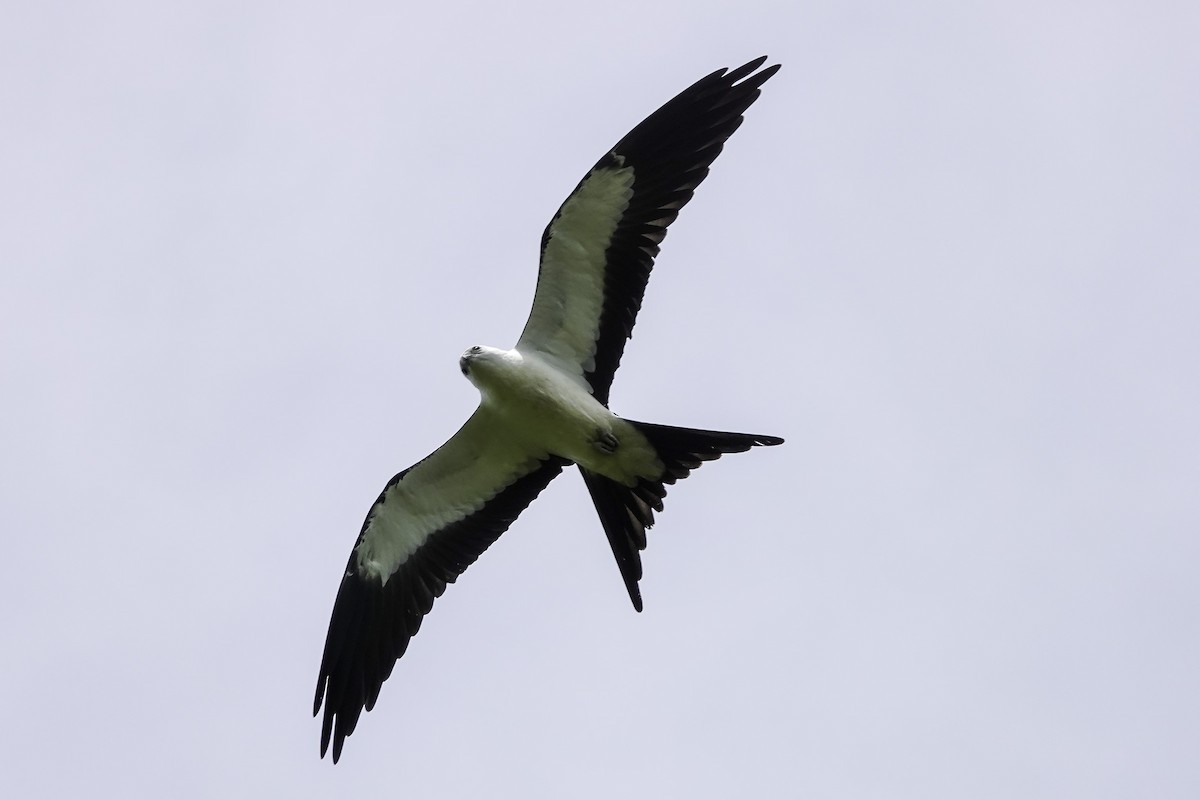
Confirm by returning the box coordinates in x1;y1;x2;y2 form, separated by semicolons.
315;56;783;762
462;345;660;484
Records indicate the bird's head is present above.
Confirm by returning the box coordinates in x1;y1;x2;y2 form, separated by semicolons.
456;345;523;398
459;344;513;391
459;345;483;378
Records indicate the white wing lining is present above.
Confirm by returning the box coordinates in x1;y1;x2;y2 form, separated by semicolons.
517;161;635;380
353;408;548;583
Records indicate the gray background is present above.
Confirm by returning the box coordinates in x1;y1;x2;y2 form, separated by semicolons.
3;1;1197;797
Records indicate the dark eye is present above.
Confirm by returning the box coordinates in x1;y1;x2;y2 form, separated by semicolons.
470;346;482;353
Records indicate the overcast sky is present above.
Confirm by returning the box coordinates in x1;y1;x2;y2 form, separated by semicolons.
2;1;1198;797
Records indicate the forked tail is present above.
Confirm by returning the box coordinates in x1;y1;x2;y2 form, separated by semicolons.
580;421;783;611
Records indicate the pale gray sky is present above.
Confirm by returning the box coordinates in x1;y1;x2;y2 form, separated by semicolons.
2;1;1198;797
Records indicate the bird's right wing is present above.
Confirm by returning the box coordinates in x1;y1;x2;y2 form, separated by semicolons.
516;57;780;405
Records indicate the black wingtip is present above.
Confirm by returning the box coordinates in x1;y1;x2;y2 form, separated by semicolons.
313;678;325;718
319;711;332;760
726;55;767;81
726;56;780;87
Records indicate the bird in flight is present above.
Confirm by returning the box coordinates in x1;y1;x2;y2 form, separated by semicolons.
314;56;783;762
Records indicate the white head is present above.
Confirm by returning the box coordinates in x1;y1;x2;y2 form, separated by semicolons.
458;344;512;390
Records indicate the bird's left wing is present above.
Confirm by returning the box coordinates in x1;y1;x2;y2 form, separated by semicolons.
516;57;780;405
314;408;566;762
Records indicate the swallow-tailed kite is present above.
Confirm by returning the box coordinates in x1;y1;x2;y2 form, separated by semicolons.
314;57;783;762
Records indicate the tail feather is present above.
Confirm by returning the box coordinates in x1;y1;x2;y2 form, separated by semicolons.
580;421;783;611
